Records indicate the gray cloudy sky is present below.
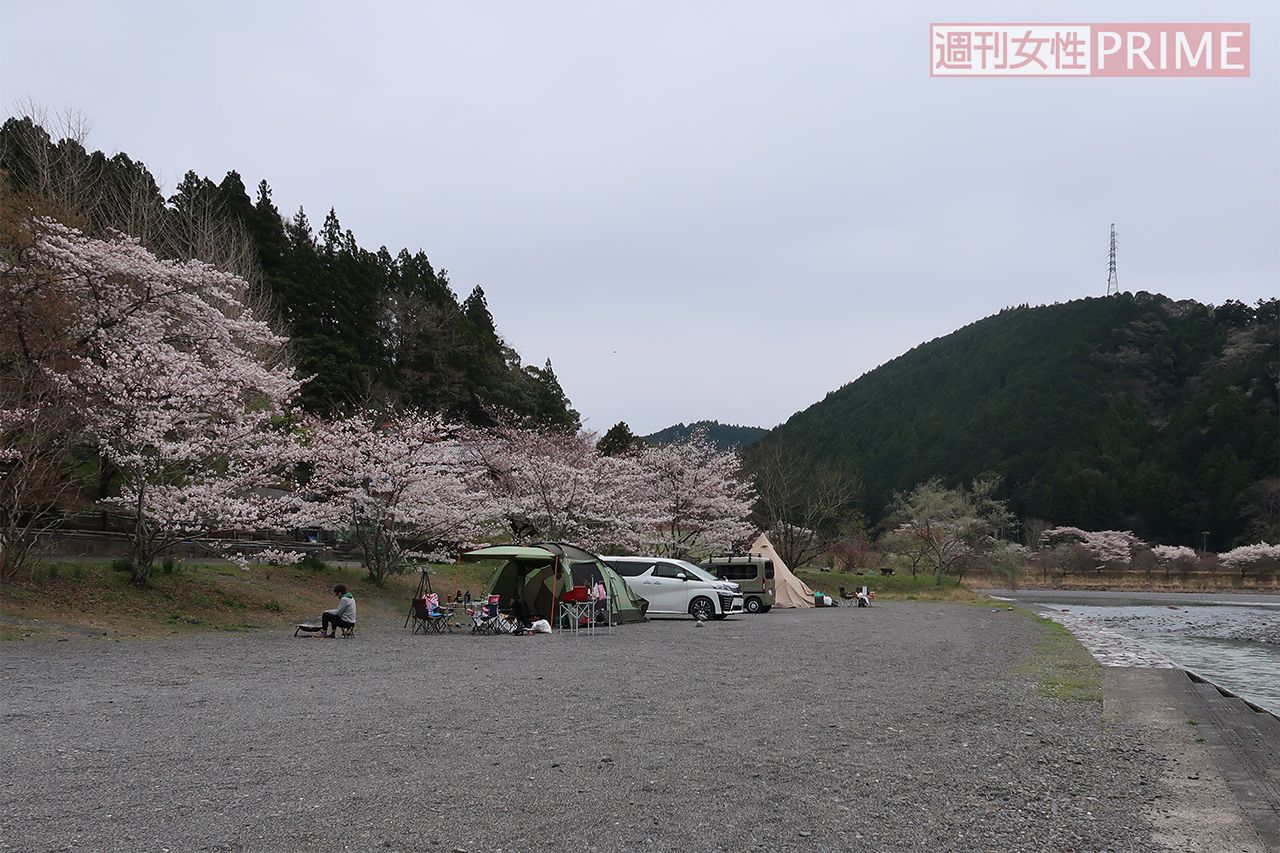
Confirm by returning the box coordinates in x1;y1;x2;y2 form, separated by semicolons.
3;1;1276;434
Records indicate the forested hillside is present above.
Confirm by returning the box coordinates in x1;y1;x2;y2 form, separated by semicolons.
0;117;578;426
756;294;1279;549
645;421;767;451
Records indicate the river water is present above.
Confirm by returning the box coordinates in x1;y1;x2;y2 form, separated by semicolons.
989;591;1280;716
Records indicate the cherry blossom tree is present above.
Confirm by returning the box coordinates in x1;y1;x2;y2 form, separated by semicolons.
1218;542;1280;580
635;433;755;559
469;424;655;552
22;218;300;584
1149;544;1199;579
1042;527;1145;567
1150;545;1197;562
292;411;490;584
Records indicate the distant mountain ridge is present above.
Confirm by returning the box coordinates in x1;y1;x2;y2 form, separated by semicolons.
645;421;768;451
752;293;1278;550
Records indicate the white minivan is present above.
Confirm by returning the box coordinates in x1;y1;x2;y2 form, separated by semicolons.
602;557;745;620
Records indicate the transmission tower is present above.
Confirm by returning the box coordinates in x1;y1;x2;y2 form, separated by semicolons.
1106;223;1119;296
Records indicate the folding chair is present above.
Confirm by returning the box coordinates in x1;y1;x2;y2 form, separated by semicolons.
411;594;453;634
426;593;454;633
470;594;501;634
409;597;432;635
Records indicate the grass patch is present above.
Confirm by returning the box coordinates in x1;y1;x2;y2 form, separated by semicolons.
0;557;494;640
1016;611;1102;703
796;570;978;601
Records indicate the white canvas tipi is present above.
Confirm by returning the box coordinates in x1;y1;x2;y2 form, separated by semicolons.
751;533;815;608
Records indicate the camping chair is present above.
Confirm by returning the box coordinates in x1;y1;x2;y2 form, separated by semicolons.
411;594;453;634
469;594;501;635
427;593;455;632
409;597;432;634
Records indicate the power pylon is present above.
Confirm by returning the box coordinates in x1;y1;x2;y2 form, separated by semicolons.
1106;223;1119;296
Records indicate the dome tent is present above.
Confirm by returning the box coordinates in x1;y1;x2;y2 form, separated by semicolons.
750;533;815;608
462;542;649;624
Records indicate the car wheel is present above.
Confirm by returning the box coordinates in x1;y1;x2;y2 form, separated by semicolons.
689;597;715;621
745;597;762;613
760;605;773;613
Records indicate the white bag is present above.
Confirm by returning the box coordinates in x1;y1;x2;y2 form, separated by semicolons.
529;618;552;634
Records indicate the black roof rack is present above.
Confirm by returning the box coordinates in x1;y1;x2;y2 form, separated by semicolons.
702;553;767;563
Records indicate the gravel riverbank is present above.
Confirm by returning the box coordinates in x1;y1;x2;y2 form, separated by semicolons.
1;604;1159;851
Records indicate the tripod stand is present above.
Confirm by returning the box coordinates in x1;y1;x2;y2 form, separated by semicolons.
402;566;435;629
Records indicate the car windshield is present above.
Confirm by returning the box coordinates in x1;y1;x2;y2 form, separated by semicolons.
673;560;719;583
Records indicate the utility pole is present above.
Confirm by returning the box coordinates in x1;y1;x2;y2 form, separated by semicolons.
1106;223;1119;296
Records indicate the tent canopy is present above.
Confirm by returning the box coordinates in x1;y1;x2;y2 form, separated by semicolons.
462;541;649;623
462;545;556;562
751;533;815;608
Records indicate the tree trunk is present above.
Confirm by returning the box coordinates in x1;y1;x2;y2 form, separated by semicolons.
128;488;153;586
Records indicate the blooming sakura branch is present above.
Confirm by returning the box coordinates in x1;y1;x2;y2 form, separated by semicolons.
931;23;1250;77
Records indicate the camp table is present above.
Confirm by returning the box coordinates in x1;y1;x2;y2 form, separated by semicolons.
557;598;613;635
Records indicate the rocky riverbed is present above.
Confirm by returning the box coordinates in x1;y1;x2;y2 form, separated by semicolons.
1050;603;1280;646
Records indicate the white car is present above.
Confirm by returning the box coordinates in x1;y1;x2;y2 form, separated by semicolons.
602;557;745;620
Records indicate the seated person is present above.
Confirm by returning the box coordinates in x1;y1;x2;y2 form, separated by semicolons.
321;584;357;636
511;597;533;629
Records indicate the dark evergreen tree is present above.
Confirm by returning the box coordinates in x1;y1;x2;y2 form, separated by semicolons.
598;422;644;456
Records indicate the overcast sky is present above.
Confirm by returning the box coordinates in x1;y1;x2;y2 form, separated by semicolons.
3;2;1276;434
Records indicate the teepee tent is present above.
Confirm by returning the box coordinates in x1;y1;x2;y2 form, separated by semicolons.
751;532;815;608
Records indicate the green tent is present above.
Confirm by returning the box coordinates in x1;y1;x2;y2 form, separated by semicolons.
462;542;649;624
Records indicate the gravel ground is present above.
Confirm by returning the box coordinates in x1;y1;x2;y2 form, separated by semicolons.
1;604;1161;852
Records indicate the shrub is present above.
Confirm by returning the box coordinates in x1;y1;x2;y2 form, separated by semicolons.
989;542;1028;589
109;558;133;574
161;556;180;575
300;553;327;572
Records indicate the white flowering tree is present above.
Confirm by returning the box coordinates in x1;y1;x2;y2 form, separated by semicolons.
469;424;653;552
635;433;755;559
292;411;490;584
1041;527;1145;569
1149;544;1198;577
19;219;301;584
1218;543;1280;580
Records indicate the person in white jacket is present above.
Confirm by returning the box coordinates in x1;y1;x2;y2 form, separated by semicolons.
321;585;357;637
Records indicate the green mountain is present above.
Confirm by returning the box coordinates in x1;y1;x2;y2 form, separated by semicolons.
645;421;768;451
0;116;578;428
754;293;1279;550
